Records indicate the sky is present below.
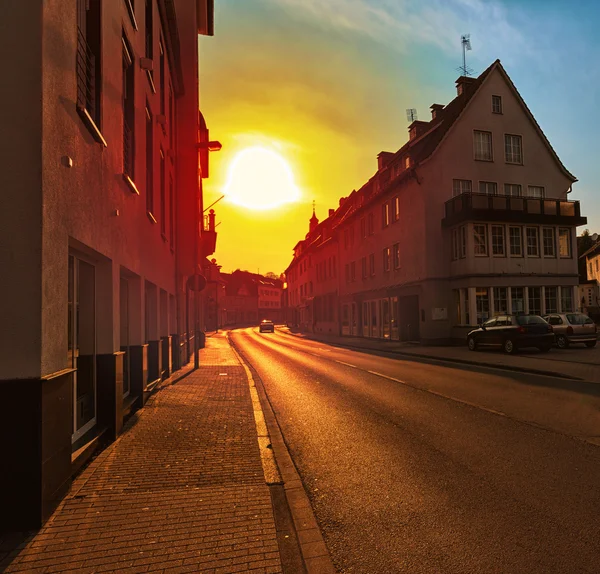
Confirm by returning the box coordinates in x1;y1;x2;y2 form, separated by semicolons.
199;0;600;275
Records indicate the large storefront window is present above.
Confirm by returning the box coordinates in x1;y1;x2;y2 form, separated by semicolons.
370;300;378;338
475;288;489;324
493;287;508;315
545;287;558;314
561;287;574;312
528;287;541;315
511;287;525;314
362;302;369;337
381;299;390;339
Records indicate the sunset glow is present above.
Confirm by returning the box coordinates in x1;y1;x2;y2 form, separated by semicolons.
223;146;301;210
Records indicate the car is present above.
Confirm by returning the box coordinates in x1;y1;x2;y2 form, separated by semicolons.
467;314;554;354
259;319;274;333
542;312;597;349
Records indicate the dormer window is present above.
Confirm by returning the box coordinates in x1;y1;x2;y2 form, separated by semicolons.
405;156;411;169
492;95;503;114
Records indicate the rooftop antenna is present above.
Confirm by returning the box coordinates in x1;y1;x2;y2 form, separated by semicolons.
406;108;418;123
458;34;474;76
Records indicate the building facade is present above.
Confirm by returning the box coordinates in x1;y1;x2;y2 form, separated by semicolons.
286;60;587;343
0;0;217;530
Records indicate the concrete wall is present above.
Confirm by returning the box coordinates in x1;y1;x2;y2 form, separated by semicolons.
0;0;44;379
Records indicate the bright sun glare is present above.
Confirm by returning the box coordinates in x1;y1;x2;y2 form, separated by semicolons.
223;146;301;210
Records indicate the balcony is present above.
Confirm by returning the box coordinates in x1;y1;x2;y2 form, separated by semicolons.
443;193;587;227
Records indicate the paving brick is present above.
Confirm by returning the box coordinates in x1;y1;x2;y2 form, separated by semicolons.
0;336;283;574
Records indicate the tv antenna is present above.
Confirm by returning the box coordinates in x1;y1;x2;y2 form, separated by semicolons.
406;108;418;123
457;34;474;76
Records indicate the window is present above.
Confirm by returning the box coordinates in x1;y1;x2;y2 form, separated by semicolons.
77;0;103;134
361;257;367;279
393;243;400;269
559;228;571;257
504;183;521;197
494;287;508;315
369;253;375;276
460;226;467;258
479;181;498;195
405;156;411;169
382;203;390;227
159;40;165;119
492;95;502;114
464;288;470;325
474;131;493;161
474;224;488;256
145;0;153;59
561;287;574;312
511;287;525;314
452;229;459;260
453;179;472;197
160;149;166;236
350;261;356;281
393;197;400;221
475;288;489;324
542;228;556;257
122;34;135;178
145;104;154;215
491;225;505;256
545;287;558;314
505;134;523;164
169;85;175;150
528;287;541;315
527;186;545;198
509;227;523;256
526;227;539;257
169;175;174;246
360;217;366;238
368;213;374;235
345;264;350;283
383;247;391;271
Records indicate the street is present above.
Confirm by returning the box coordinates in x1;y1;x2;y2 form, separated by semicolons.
230;327;600;574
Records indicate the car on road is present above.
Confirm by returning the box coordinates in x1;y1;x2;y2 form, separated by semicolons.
259;319;275;333
467;314;554;354
542;312;597;349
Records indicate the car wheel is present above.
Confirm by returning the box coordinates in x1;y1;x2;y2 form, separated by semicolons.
585;340;597;348
538;345;551;353
556;335;569;349
503;338;517;354
467;337;478;351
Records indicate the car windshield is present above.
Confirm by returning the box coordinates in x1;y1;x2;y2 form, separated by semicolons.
516;315;547;326
566;313;594;325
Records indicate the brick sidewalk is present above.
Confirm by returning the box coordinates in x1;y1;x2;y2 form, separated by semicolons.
280;328;600;383
0;335;282;574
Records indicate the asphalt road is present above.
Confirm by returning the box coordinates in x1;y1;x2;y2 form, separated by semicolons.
230;327;600;574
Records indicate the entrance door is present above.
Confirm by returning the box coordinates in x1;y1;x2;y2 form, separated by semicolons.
351;302;358;336
68;255;97;442
399;295;420;342
120;276;130;398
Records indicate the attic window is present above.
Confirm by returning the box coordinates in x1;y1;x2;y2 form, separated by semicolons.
405;157;411;169
492;95;503;114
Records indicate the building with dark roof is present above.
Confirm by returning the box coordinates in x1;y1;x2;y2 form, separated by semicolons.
286;60;587;343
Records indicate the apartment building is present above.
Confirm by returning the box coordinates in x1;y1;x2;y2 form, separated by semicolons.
580;238;600;317
285;60;586;343
0;0;217;530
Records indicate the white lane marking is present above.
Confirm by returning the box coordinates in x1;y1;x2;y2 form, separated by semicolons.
336;360;357;368
367;370;405;383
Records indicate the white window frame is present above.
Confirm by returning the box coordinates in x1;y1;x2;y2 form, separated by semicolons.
526;227;540;257
505;134;523;164
492;95;502;114
527;185;545;198
383;247;391;271
559;228;571;258
542;227;556;258
491;225;505;256
504;183;522;197
474;130;493;161
393;243;401;269
509;226;523;257
479;181;498;195
453;179;472;197
474;224;488;256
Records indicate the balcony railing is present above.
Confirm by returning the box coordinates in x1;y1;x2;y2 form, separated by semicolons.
76;28;96;118
443;192;586;227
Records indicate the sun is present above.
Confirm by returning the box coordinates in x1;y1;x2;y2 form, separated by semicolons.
223;146;301;210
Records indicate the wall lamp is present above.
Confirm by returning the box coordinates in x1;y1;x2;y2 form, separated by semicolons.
197;140;222;152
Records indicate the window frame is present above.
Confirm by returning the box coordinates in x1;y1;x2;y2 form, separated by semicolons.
542;227;556;258
509;226;523;257
526;226;540;257
491;225;505;257
473;130;493;162
504;183;522;197
527;185;545;198
453;179;472;197
473;224;488;256
393;196;400;221
479;181;498;196
383;247;391;272
504;133;523;165
382;202;390;228
369;253;375;276
559;228;571;258
393;243;401;269
492;95;503;114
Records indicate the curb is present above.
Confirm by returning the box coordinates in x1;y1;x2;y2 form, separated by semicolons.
228;333;336;574
277;328;585;382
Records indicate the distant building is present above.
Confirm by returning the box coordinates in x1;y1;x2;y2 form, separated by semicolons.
285;60;587;343
0;0;217;530
579;238;600;319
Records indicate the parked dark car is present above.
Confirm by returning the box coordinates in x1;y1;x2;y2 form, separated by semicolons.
467;314;554;354
259;319;274;333
542;312;597;348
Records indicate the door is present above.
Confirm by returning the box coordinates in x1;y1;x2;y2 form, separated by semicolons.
399;295;420;342
68;255;97;442
120;276;130;398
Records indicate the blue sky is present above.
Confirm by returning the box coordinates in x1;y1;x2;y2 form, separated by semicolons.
200;0;599;273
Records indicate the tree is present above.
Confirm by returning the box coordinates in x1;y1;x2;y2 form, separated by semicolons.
264;272;279;280
579;229;594;257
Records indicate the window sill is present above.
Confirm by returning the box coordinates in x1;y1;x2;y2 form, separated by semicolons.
76;106;108;147
147;211;157;224
146;69;157;93
474;158;494;162
123;174;140;194
505;160;523;166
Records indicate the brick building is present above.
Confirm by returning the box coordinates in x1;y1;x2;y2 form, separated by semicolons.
285;60;587;343
0;0;217;530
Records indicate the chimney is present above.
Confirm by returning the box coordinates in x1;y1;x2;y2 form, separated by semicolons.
430;103;444;120
328;208;335;218
455;75;477;96
408;120;429;141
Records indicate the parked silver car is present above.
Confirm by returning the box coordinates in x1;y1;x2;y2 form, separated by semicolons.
542;313;597;349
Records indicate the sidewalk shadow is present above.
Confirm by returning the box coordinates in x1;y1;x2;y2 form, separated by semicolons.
0;531;37;571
